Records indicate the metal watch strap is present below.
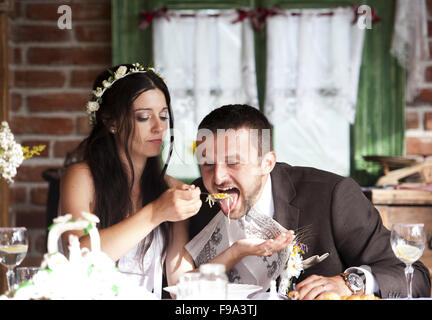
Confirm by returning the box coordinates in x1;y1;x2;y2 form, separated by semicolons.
340;272;363;295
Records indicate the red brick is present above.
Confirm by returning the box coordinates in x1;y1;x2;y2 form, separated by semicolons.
71;69;104;88
26;3;67;21
75;23;111;42
9;69;15;87
31;187;48;206
77;115;92;135
25;3;65;21
426;66;432;82
11;24;71;43
27;93;90;112
20;140;50;158
406;137;432;155
15;209;46;228
9;46;21;64
9;92;22;111
425;112;432;130
27;47;111;66
26;2;111;21
14;70;66;88
417;89;432;103
9;187;27;205
406;112;420;130
53;140;82;158
10;0;24;20
10;116;74;135
406;137;421;154
15;165;58;183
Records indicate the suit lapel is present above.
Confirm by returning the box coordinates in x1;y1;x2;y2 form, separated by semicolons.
270;164;300;232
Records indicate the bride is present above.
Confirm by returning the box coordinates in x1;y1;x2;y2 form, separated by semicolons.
57;63;202;298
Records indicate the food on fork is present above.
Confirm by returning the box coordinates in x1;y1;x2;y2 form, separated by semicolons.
205;193;230;207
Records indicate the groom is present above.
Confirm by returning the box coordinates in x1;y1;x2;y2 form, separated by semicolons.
186;104;431;299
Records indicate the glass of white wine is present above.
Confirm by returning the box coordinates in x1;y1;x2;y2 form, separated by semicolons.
390;223;426;299
0;227;28;292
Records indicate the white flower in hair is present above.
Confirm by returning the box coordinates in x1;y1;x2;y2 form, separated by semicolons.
102;80;112;88
85;63;162;127
114;66;127;79
93;87;103;98
86;101;100;113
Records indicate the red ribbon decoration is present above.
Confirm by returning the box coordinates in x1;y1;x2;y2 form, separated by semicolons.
139;6;170;29
139;4;380;30
232;6;285;31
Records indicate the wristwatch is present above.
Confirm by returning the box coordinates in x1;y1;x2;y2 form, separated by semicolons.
340;272;365;294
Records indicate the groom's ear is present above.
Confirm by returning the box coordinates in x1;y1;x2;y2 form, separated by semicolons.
261;151;276;175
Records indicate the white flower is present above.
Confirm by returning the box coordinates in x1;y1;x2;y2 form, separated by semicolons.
102;80;112;88
86;101;100;113
92;87;104;98
0;121;24;183
114;66;127;79
283;251;303;279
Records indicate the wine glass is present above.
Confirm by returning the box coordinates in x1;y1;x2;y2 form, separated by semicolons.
390;223;426;299
0;227;28;292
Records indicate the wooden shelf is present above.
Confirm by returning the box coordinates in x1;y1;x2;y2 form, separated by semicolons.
370;189;432;205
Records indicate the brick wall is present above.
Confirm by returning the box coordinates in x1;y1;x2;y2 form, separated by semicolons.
8;0;111;266
406;0;432;158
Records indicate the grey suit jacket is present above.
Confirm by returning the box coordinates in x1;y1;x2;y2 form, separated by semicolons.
188;162;431;298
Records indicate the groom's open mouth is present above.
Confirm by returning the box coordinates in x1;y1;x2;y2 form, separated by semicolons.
216;186;240;215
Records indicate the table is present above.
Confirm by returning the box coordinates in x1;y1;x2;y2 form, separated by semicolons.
365;187;432;296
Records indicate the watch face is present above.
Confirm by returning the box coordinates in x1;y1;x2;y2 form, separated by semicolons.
348;273;364;291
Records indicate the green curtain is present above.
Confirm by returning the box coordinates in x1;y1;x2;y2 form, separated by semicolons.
111;0;153;66
111;0;405;186
350;0;406;186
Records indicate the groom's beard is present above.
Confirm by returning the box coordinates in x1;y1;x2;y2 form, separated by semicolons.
240;177;264;218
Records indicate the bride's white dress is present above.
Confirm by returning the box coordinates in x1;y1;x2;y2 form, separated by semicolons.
117;227;165;299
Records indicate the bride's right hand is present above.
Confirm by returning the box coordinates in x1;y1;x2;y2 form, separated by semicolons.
151;184;202;223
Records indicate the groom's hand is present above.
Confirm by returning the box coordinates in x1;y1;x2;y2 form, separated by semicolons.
296;274;352;300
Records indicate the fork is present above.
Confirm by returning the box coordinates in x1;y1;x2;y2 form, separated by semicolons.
201;192;230;202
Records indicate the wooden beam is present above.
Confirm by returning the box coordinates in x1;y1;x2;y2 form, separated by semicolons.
0;10;9;228
0;0;14;295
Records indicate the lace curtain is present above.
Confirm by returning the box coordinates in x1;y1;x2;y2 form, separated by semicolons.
265;7;365;176
390;0;429;103
153;10;258;180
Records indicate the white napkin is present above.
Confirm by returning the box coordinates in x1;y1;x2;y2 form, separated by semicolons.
185;208;289;292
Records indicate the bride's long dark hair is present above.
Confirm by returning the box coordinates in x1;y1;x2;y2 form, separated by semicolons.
74;64;174;269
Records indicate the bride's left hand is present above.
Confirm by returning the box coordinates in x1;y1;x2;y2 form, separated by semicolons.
233;230;295;258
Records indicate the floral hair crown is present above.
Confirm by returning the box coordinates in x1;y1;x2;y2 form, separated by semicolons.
86;63;157;126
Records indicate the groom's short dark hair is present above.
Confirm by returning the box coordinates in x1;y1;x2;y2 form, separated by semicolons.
198;104;273;151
